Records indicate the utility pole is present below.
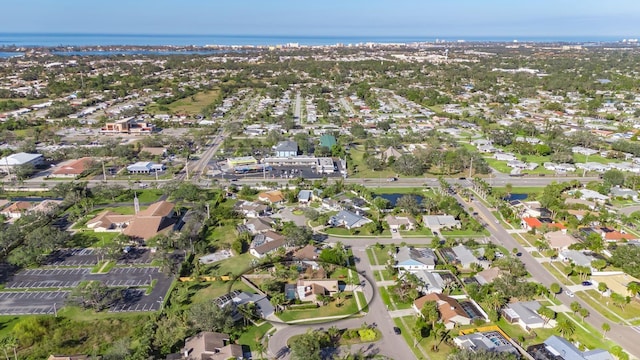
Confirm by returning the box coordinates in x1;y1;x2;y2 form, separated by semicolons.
206;203;210;219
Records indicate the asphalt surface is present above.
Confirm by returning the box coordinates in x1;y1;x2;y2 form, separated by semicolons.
460;194;640;359
267;246;416;360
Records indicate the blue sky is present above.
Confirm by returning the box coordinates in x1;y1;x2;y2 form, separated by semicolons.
1;0;638;37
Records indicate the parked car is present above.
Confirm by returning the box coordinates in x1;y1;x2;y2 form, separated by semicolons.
387;177;397;182
565;290;575;297
393;327;402;335
582;281;592;286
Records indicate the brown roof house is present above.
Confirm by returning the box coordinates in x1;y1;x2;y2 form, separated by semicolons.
544;230;579;251
249;231;286;258
180;331;243;360
51;157;94;178
0;201;33;219
296;279;339;304
257;190;285;204
413;293;475;329
87;200;177;241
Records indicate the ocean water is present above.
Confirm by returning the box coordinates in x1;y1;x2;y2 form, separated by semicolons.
0;33;625;47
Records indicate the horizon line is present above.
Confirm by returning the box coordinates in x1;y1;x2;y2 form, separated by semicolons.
0;32;633;39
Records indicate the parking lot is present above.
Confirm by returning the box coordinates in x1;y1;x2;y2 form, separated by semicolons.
110;289;162;312
0;291;69;315
45;248;99;266
1;246;174;314
4;268;91;289
117;248;152;265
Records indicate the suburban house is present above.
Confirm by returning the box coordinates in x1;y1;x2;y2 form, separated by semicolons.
242;217;274;234
126;161;166;174
29;199;62;215
378;146;402;161
249;231;286;258
213;290;274;320
258;190;285;204
52;157;94;178
451;244;482;269
385;215;417;231
521;217;542;231
573;189;609;204
86;201;177;241
502;301;545;331
0;152;44;174
293;244;321;269
234;201;270;218
274;140;299;157
413;293;475;329
610;187;638;200
0;201;33;219
454;331;519;357
591;273;640;298
394;246;437;271
559;250;597;270
474;267;504;285
297;189;313;204
412;270;445;294
179;331;243;360
423;215;461;232
544;230;579;251
296;279;339;303
527;336;614;360
329;210;372;229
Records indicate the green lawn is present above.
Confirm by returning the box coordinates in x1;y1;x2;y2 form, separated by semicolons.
577;290;640;322
205;223;240;249
378;286;412;310
68;231;123;248
146;89;221;115
484;158;512;173
277;294;359;322
356;291;368;312
541;262;572;286
401;228;433;237
441;229;489;236
393;316;453;360
368;246;393;266
203;253;256;277
374;269;395;282
237;322;273;351
190;280;254;304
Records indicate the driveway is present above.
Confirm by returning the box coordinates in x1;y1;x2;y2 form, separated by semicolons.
275;207;308;227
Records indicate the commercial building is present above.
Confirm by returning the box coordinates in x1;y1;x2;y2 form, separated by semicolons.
0;152;43;174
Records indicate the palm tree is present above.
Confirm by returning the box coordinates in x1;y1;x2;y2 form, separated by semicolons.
270;292;286;313
6;337;17;360
0;338;9;360
627;282;640;298
601;323;611;339
555;318;576;338
254;340;266;360
484;293;506;313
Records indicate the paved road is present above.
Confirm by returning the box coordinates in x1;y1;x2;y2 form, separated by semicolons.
268;246;416;360
463;194;640;359
20;170;598;191
293;92;302;125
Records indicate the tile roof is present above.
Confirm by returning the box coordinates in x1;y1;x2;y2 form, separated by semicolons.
52;157;93;176
414;293;470;324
